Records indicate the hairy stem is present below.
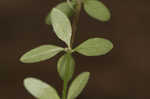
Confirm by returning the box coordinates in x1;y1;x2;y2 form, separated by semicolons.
70;0;82;48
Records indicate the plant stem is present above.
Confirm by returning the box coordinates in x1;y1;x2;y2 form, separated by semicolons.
62;80;68;99
62;1;82;99
70;0;82;48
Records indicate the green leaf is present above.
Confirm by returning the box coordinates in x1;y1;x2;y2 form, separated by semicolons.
20;45;64;63
57;53;75;82
24;77;60;99
83;0;111;22
45;2;75;25
74;38;113;56
51;8;72;47
45;13;51;25
83;0;98;1
56;2;75;17
67;72;90;99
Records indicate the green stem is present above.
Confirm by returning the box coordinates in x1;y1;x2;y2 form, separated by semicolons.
70;0;82;48
62;1;82;99
62;80;68;99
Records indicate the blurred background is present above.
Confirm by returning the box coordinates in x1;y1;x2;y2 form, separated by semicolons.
0;0;150;99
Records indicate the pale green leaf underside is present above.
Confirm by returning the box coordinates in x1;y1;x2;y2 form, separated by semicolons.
67;72;90;99
84;0;111;22
20;45;64;63
74;38;113;56
45;2;75;25
57;53;75;82
51;8;72;47
24;77;60;99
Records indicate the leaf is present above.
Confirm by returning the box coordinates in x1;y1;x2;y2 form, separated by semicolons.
57;53;75;82
24;77;60;99
83;0;98;1
83;0;111;22
72;0;98;3
67;72;90;99
51;8;72;47
20;45;64;63
45;2;76;25
56;2;75;17
74;38;113;56
45;13;51;25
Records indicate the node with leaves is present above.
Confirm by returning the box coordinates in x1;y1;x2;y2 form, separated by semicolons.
20;0;113;99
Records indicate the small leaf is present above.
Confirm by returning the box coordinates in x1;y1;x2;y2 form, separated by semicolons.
67;72;90;99
45;13;51;25
24;77;60;99
20;45;64;63
83;0;111;22
45;2;76;25
56;2;75;17
51;8;72;47
74;38;113;56
57;53;75;82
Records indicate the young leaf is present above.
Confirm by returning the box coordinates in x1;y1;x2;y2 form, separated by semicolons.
74;38;113;56
45;2;76;25
56;2;75;17
45;13;51;25
67;72;90;99
57;53;75;82
20;45;64;63
83;0;111;22
24;77;60;99
50;8;72;47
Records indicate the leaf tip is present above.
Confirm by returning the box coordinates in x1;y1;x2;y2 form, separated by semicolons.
19;55;26;63
23;77;34;87
19;54;31;64
106;40;114;54
103;13;111;22
84;72;90;77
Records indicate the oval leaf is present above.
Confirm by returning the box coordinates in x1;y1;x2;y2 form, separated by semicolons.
74;38;113;56
51;8;72;47
24;77;60;99
45;2;76;25
20;45;64;63
67;72;90;99
83;0;111;22
57;53;75;82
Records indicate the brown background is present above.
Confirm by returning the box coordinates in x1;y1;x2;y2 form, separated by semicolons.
0;0;150;99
